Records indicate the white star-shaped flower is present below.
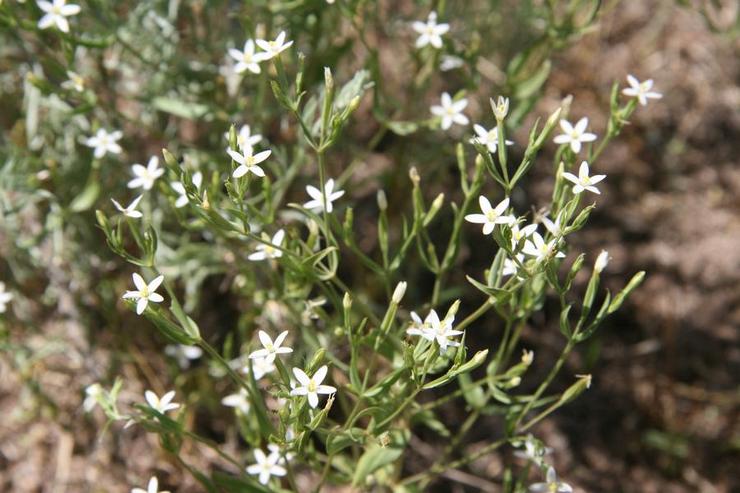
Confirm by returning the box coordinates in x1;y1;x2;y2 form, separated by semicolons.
246;449;287;485
128;156;164;191
522;232;566;262
406;311;426;335
412;11;449;49
61;70;85;92
0;282;13;313
221;388;250;414
225;124;262;152
144;390;179;414
228;40;269;74
440;55;464;71
171;171;203;208
562;161;606;195
122;273;164;315
491;96;510;121
131;476;170;493
290;365;336;408
256;31;294;59
406;309;462;353
219;55;243;98
84;128;122;158
529;467;573;493
83;383;102;412
164;344;203;368
248;356;276;380
249;330;293;362
514;435;552;464
541;212;564;237
464;196;515;235
304;178;345;213
37;0;80;33
431;92;469;131
228;147;271;178
111;195;143;219
622;74;662;106
471;124;513;153
249;229;285;261
510;223;538;249
553;117;597;154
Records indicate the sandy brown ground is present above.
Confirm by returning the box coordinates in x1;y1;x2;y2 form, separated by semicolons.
1;2;738;492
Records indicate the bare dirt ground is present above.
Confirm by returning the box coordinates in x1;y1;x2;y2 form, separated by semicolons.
527;2;740;492
1;2;738;492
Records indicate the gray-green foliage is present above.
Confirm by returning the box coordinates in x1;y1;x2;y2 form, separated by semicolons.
0;1;650;491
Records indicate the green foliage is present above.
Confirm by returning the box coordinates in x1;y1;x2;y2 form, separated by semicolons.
0;0;653;491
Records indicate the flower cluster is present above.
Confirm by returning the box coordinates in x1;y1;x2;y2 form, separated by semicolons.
8;4;661;491
407;307;463;353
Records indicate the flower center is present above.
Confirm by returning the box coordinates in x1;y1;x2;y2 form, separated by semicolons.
308;380;317;393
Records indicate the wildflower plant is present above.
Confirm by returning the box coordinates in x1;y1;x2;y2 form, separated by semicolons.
0;1;658;491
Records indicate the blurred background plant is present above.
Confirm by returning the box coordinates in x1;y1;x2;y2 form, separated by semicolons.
0;0;738;492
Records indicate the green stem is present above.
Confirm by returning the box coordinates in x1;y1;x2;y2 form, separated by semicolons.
513;338;575;429
455;299;495;332
401;436;515;487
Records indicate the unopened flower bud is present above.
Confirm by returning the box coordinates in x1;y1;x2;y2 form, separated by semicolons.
430;193;444;212
347;95;361;113
535;106;563;148
162;148;179;168
324;66;333;92
545;106;562;130
343;292;352;310
392;281;407;304
594;250;610;273
446;299;461;319
560;94;573;118
377;189;388;211
521;349;534;366
559;374;592;404
307;219;320;236
409;166;421;186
